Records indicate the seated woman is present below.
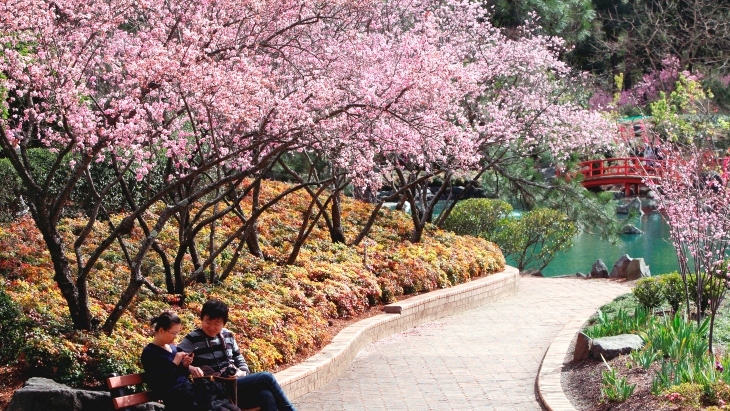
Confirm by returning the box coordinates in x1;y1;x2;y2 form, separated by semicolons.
141;311;239;411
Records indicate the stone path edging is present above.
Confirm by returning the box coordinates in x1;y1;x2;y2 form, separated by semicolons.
274;266;520;400
537;307;597;411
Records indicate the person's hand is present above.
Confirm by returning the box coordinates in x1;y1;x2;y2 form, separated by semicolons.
188;365;204;378
234;369;247;378
182;352;194;367
173;351;187;365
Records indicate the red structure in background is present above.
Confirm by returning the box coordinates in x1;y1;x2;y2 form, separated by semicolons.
570;157;662;196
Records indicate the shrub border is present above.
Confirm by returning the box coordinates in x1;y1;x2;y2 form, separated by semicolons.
274;266;519;400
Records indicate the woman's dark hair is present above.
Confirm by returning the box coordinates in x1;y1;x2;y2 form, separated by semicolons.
200;299;228;324
150;311;181;332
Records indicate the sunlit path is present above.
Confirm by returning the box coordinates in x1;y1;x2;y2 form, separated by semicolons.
293;276;629;411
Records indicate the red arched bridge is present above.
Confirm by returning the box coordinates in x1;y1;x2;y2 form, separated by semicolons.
568;157;662;196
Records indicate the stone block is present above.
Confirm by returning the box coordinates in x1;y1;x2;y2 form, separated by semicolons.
609;254;633;278
626;258;650;280
573;332;591;362
590;334;643;360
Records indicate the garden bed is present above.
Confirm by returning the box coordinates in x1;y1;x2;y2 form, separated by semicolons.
562;289;730;411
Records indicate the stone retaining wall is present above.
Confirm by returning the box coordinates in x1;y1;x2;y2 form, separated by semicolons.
275;266;520;399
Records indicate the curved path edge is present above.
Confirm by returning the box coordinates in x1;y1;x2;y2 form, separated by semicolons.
274;266;520;400
537;307;600;411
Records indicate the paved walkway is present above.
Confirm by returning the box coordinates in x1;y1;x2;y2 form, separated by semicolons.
292;276;629;411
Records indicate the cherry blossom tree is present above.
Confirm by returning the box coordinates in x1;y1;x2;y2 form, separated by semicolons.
0;0;487;332
645;147;730;354
386;7;616;241
643;75;730;353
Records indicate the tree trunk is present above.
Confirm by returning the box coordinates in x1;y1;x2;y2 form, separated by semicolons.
246;179;263;257
329;191;346;244
208;215;218;283
103;208;175;333
27;197;94;330
43;226;93;330
189;240;205;284
173;244;187;294
102;272;145;334
352;201;384;246
410;223;425;243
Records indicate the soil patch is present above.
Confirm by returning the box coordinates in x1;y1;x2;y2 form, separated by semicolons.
562;356;683;411
0;365;26;410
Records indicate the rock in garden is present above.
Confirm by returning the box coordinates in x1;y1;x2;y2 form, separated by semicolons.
590;259;609;278
620;224;644;234
382;202;411;214
6;378;161;411
616;197;643;215
521;268;543;277
626;258;651;280
590;334;643;360
573;332;591;362
627;197;643;215
540;166;557;181
609;190;625;200
609;254;633;278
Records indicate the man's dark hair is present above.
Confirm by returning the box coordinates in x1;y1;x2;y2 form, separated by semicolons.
200;299;229;323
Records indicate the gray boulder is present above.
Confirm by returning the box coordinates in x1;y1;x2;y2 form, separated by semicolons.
609;254;633;278
540;166;557;181
628;197;644;215
6;378;161;411
590;259;609;278
382;202;411;215
590;334;644;360
626;258;651;280
521;268;543;277
609;190;625;200
576;272;588;278
616;197;643;215
620;224;644;235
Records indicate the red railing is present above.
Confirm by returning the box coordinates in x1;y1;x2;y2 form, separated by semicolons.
577;157;664;181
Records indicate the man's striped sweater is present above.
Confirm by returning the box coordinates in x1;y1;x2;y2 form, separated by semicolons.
177;328;250;374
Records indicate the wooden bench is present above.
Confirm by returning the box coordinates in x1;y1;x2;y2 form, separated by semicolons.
107;373;260;411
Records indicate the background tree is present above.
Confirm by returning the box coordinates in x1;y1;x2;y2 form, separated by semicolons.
496;208;578;272
485;0;596;47
443;198;512;242
584;0;730;90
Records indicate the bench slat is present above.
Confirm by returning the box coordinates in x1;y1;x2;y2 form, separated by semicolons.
112;392;153;409
107;372;262;411
107;373;145;389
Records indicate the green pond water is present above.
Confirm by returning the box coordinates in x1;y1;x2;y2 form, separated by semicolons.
507;210;678;277
427;200;678;277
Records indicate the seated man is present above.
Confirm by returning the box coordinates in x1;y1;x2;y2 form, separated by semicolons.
178;299;297;411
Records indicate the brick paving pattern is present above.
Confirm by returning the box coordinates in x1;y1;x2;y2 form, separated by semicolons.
293;276;629;411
